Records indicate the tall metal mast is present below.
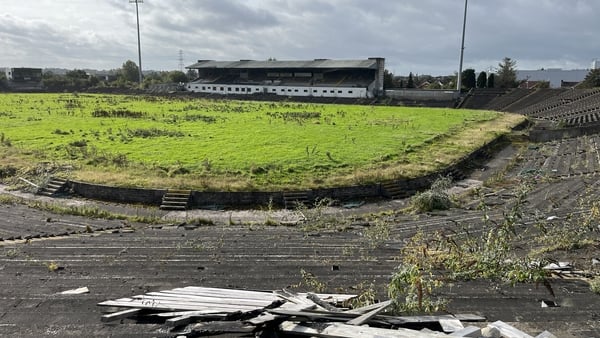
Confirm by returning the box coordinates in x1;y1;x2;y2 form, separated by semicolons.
130;0;143;86
457;0;468;91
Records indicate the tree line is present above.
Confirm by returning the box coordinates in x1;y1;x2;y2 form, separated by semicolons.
38;60;195;91
385;57;600;91
384;57;518;90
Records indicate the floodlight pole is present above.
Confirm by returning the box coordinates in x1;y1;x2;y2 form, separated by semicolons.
457;0;468;92
130;0;143;87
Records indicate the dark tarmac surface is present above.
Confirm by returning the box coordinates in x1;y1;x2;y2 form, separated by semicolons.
1;136;600;337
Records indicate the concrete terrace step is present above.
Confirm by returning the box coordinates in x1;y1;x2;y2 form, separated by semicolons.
37;177;69;197
160;189;191;210
283;191;310;209
381;181;412;200
446;168;466;181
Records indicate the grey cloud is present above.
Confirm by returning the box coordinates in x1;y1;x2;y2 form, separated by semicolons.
2;1;600;74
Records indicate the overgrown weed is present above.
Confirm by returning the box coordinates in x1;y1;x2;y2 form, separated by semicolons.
388;263;447;314
297;197;342;232
408;176;454;213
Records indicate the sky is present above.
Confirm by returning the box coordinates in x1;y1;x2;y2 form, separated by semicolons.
1;0;599;76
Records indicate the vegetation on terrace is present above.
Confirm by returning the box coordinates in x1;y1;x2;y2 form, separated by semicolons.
0;93;524;191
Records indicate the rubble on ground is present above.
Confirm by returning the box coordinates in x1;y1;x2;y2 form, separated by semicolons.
99;286;555;337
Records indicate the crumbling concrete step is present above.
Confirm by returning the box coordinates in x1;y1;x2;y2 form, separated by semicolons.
37;177;69;197
446;168;466;181
381;181;411;200
283;191;310;209
160;189;191;210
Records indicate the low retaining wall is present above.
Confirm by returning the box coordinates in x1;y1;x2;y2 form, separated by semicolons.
385;89;459;101
190;191;283;208
311;184;381;202
65;135;508;208
70;181;165;205
529;123;600;142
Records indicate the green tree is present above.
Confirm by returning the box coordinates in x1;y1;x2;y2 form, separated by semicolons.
66;69;88;79
579;68;600;88
120;60;140;83
406;72;415;89
141;72;163;88
496;57;517;88
426;81;442;89
65;69;90;89
461;68;476;90
477;71;487;88
383;69;395;89
0;72;7;90
88;75;100;87
487;73;495;88
42;71;68;90
186;69;198;80
168;71;188;83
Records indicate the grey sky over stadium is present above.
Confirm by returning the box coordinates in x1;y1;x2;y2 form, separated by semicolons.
1;0;599;76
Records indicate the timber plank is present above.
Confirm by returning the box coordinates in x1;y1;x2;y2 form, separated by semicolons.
449;326;482;337
488;320;535;338
279;321;446;338
108;294;268;310
274;290;317;306
101;308;142;322
138;292;276;306
345;300;393;314
152;310;227;318
164;286;281;301
129;296;264;309
166;314;197;327
191;321;255;335
269;308;472;326
99;299;259;312
346;299;392;326
439;318;464;333
298;292;357;304
246;302;317;325
307;292;343;312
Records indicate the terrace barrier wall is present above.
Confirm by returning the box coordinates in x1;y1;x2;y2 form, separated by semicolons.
529;123;600;142
70;181;165;205
190;191;283;208
65;134;508;209
385;89;459;101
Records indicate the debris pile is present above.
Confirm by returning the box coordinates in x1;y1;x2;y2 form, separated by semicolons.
99;286;555;337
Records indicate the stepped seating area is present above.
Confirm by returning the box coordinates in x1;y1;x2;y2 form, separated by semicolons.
460;88;508;109
313;72;372;87
517;88;600;115
484;88;533;111
502;88;567;113
192;70;373;89
518;89;600;125
465;88;600;127
515;135;600;177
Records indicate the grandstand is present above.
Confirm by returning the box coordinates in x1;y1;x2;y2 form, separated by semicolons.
3;67;43;90
185;58;385;99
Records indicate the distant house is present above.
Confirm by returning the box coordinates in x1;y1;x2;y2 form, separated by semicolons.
4;67;43;90
517;68;588;88
518;80;547;89
560;80;580;88
90;71;118;82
